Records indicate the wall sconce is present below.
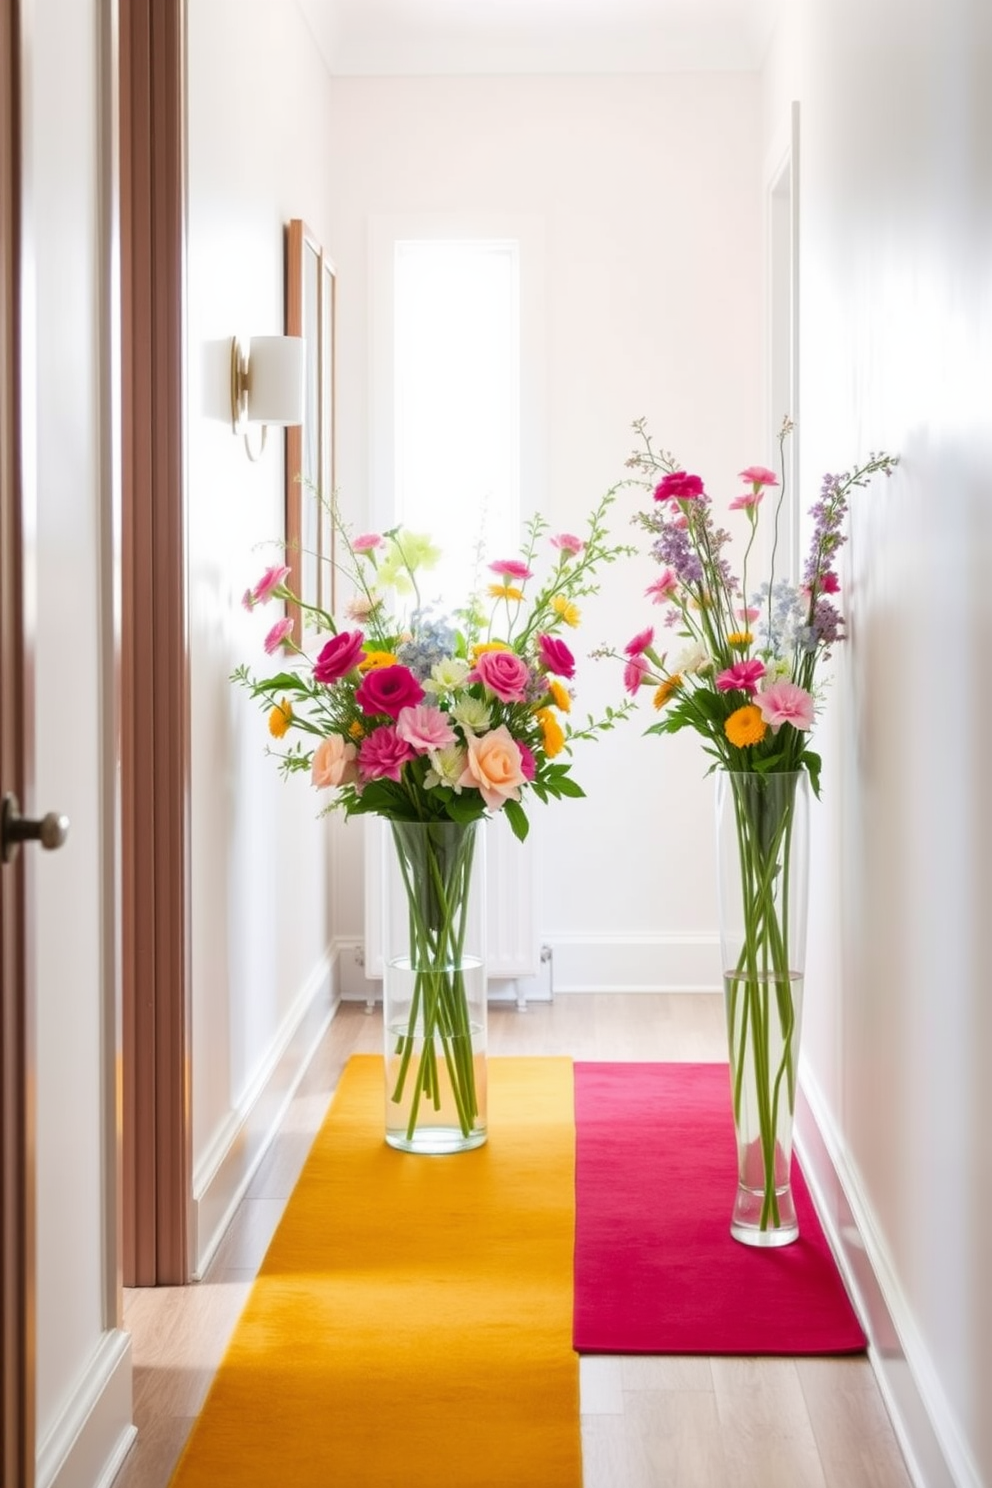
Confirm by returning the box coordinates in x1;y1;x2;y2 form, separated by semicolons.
230;334;305;461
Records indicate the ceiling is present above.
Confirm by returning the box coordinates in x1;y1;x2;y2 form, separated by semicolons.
297;0;782;75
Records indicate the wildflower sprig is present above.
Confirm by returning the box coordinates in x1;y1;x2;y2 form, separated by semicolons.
600;418;899;791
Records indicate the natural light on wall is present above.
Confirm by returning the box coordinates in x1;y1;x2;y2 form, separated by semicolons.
393;239;520;611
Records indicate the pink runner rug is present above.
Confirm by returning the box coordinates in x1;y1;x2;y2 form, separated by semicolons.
573;1062;867;1354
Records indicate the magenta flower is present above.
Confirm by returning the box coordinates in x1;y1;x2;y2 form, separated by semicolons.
653;471;704;503
646;569;679;604
358;725;415;782
624;655;650;694
715;659;767;696
818;570;841;594
471;649;531;701
537;634;576;679
625;627;654;657
314;630;365;685
550;533;585;556
489;558;533;581
355;664;425;719
516;741;537;781
352;534;382;552
755;680;815;733
263;617;294;655
245;563;291;609
395;703;457;753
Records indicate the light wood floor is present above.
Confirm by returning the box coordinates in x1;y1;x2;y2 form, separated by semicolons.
114;993;914;1488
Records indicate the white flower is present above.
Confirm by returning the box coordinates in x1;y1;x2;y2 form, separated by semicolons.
451;696;491;733
345;592;377;622
674;640;710;675
424;743;467;790
423;656;471;693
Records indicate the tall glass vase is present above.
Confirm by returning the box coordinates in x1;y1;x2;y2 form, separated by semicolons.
715;770;809;1247
382;818;487;1154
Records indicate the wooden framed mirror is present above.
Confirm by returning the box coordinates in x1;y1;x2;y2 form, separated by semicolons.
285;219;336;637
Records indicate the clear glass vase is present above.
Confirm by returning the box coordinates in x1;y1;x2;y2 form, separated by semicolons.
715;770;809;1246
382;818;487;1154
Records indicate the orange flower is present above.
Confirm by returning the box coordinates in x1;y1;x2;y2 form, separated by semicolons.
652;674;683;710
358;650;398;672
536;708;565;758
547;678;571;713
724;704;767;748
268;698;293;738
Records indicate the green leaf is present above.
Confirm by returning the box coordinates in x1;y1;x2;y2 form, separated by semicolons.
503;798;530;842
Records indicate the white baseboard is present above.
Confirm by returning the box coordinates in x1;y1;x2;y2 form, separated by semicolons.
796;1070;983;1488
37;1328;135;1488
545;934;720;993
191;953;336;1277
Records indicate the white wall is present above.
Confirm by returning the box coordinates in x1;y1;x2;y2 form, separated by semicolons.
765;4;992;1484
325;73;766;988
185;0;340;1267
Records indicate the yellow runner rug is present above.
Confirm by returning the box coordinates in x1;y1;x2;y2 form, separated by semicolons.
170;1054;581;1488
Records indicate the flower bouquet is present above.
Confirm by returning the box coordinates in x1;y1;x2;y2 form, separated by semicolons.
606;418;898;1240
234;495;633;1150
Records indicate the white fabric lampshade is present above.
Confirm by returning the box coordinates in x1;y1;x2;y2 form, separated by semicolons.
246;335;305;425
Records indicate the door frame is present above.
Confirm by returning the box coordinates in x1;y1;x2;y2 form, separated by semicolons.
119;0;191;1287
0;0;35;1480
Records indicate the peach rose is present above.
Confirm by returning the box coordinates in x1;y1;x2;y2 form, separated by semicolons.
457;726;526;811
311;735;358;790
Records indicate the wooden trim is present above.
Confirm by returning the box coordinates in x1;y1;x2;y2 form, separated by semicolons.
0;0;35;1479
119;0;190;1286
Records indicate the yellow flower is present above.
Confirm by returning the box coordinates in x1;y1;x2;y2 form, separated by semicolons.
548;678;572;713
551;594;581;627
348;719;364;739
652;674;683;710
727;631;753;650
536;708;565;758
267;698;293;739
724;704;767;748
471;641;512;661
488;583;525;602
358;650;398;672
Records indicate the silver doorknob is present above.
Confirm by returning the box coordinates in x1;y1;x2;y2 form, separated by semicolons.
1;792;70;865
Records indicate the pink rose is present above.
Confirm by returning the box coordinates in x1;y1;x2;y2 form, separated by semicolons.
489;558;532;581
755;681;815;733
311;735;358;789
471;649;531;702
537;634;576;680
355;664;425;719
244;563;290;609
314;630;365;685
358;725;415;782
395;704;457;753
653;471;704;503
264;617;294;654
457;726;527;811
715;659;767;696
